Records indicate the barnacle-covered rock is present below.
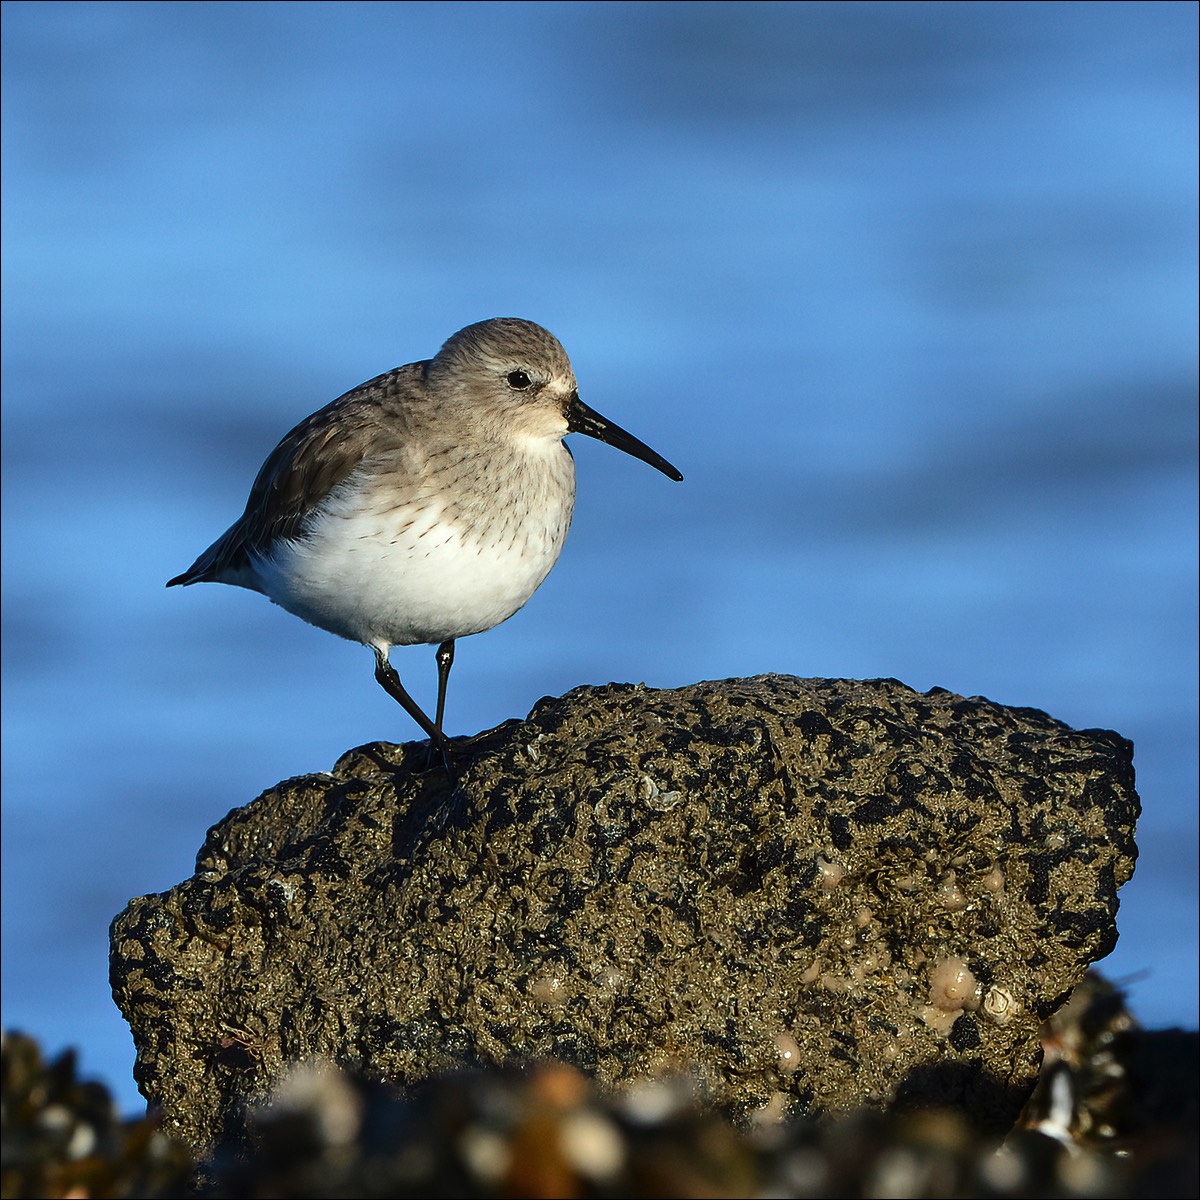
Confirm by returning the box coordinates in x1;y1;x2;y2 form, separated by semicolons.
201;1051;1196;1198
110;676;1140;1153
0;1029;193;1198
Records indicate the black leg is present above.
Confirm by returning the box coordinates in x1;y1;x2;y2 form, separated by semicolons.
372;646;454;779
434;639;455;732
424;639;455;772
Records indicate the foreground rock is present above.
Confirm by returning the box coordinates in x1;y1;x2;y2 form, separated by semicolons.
0;1030;194;1198
110;676;1139;1153
7;990;1197;1199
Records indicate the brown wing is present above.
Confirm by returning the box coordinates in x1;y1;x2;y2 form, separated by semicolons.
167;363;425;586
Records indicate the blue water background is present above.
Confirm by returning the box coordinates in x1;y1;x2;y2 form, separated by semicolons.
2;1;1196;1114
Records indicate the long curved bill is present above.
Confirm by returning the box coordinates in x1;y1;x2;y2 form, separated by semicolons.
566;394;683;482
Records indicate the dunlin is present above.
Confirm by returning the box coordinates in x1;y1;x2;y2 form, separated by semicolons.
168;318;682;769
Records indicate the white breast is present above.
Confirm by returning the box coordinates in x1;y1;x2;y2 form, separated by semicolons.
252;442;576;650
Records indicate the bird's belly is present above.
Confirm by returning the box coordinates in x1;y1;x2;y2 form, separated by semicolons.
254;492;571;648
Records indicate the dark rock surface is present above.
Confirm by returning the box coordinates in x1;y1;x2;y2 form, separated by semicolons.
7;994;1196;1198
0;1030;194;1198
110;676;1139;1154
194;1047;1197;1200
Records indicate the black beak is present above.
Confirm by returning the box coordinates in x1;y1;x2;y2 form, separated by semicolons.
566;394;683;482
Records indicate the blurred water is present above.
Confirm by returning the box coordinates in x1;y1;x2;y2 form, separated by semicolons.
2;1;1196;1114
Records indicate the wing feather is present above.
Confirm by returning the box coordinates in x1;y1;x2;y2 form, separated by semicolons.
167;363;424;586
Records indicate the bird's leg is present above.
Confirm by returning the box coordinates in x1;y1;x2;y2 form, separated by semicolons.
372;646;454;779
434;639;455;731
425;639;455;772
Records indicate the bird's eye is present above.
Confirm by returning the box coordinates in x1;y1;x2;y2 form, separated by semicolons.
506;370;532;390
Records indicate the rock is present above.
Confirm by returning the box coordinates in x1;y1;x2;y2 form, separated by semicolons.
1021;971;1200;1165
6;1011;1194;1198
0;1029;194;1198
198;1046;1198;1200
110;676;1139;1154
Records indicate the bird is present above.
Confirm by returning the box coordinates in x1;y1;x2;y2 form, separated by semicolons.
167;318;683;771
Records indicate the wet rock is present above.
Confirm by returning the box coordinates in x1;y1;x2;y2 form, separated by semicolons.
1021;971;1200;1176
5;1013;1194;1198
195;1052;1196;1199
0;1029;193;1198
110;676;1139;1154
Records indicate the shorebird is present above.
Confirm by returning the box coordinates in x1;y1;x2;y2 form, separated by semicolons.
168;318;682;769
